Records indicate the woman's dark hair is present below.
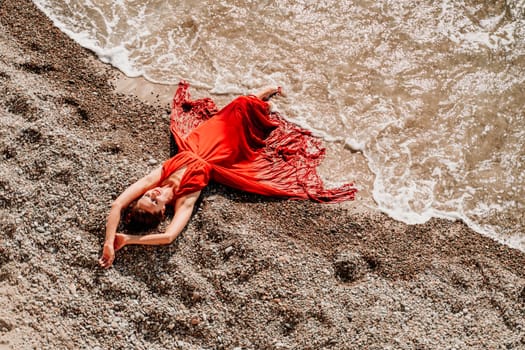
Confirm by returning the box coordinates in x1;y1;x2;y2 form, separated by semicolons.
125;202;164;232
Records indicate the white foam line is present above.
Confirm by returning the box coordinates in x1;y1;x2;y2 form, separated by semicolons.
365;146;525;252
33;1;143;77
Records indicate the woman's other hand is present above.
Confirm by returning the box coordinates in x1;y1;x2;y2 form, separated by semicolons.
113;233;128;252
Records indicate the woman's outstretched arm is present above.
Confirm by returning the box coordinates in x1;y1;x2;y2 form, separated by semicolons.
99;166;162;268
113;190;201;249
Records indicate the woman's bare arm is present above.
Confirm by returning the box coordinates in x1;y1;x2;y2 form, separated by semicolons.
116;190;201;247
99;166;163;268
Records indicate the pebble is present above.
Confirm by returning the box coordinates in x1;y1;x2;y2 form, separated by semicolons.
190;317;200;326
147;158;158;165
191;291;202;302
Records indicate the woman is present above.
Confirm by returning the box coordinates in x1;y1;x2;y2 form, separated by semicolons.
99;82;356;268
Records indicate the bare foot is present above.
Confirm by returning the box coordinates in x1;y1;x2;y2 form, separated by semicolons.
256;86;285;101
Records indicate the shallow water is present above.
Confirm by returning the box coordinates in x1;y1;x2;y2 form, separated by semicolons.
32;0;525;250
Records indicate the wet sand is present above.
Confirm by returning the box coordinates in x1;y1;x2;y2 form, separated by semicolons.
1;1;525;349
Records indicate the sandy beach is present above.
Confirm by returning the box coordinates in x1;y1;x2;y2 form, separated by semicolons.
1;1;525;349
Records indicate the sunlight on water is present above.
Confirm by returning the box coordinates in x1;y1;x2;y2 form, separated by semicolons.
32;0;525;250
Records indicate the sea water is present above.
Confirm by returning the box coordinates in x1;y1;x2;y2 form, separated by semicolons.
32;0;525;250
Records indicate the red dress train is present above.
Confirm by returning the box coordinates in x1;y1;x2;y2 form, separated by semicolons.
160;81;357;203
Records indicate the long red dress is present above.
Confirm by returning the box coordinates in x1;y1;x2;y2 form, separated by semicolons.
160;81;356;203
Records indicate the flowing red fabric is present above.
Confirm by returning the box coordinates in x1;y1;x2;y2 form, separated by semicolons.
161;81;357;203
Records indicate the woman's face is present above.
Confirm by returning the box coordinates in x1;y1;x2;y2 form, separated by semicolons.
137;187;171;214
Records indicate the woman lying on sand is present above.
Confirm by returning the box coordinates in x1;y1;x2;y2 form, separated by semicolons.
99;81;356;268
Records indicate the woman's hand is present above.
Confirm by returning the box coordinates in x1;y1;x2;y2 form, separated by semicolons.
98;234;128;269
113;233;128;252
99;242;115;269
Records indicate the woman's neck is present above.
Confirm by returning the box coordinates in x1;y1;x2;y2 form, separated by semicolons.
161;166;187;195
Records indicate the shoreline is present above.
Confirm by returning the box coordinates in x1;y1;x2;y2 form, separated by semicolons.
112;73;175;107
1;1;525;349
